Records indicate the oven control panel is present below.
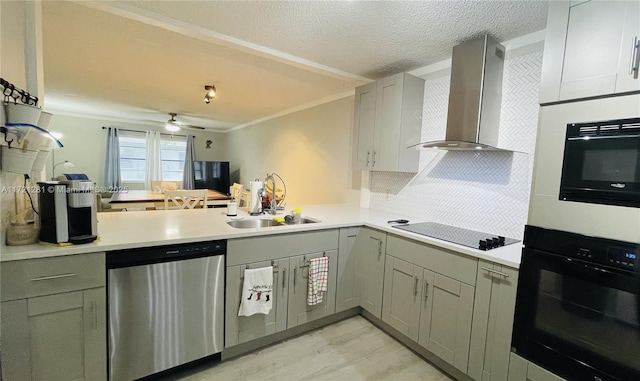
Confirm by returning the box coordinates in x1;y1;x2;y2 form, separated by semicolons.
607;246;637;269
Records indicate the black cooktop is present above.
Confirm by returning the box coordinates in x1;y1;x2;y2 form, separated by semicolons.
392;222;519;251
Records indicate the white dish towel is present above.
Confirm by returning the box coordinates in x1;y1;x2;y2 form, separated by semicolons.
307;257;329;306
238;266;273;316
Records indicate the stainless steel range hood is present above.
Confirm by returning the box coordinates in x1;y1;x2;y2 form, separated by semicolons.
416;35;506;151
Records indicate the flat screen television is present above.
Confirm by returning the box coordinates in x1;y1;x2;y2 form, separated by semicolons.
193;161;230;195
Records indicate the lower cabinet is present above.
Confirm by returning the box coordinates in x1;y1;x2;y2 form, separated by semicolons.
360;228;387;318
383;235;478;374
469;261;519;381
225;230;339;348
225;259;289;347
0;253;106;381
287;250;338;328
508;353;566;381
336;227;361;313
418;270;474;373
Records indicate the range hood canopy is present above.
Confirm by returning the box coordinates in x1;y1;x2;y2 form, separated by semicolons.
416;35;506;151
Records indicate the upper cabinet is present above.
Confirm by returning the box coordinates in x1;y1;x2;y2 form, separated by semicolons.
539;0;640;104
352;72;425;172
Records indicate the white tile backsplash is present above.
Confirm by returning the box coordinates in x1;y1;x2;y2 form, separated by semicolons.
370;49;543;240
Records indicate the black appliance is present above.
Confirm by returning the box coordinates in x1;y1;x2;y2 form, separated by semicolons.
512;225;640;381
559;117;640;208
194;161;230;195
38;177;98;244
392;222;519;250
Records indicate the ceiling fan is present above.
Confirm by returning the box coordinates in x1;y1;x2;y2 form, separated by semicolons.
165;113;205;132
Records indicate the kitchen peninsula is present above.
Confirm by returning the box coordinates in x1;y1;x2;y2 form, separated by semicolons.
1;204;522;381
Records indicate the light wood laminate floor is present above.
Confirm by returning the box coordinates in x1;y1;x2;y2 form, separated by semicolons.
170;316;453;381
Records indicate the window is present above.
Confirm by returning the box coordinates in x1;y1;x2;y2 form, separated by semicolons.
119;131;146;182
118;131;187;182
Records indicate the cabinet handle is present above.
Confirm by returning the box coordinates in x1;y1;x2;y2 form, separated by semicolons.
629;36;640;79
366;151;371;167
293;267;297;289
423;280;429;301
372;150;377;167
92;301;98;330
481;266;509;278
31;273;77;282
414;276;419;296
282;268;286;294
378;240;383;260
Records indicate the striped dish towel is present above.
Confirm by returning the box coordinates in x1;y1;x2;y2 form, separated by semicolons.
307;256;329;306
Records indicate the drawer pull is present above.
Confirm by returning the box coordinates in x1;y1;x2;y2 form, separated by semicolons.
31;273;77;282
481;267;509;278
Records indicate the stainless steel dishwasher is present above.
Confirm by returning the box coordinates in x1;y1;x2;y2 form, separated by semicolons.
107;240;225;381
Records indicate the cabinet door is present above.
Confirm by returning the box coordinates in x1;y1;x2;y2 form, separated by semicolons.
360;229;386;318
352;81;377;170
373;73;404;171
418;271;474;373
469;261;519;381
287;250;338;328
336;227;361;313
381;256;422;341
1;288;106;381
225;259;289;347
541;1;640;102
615;1;640;93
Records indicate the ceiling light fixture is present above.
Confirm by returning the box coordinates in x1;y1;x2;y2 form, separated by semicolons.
166;113;180;132
204;85;216;104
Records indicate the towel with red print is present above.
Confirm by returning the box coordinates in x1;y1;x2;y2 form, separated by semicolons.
307;257;329;306
238;266;273;316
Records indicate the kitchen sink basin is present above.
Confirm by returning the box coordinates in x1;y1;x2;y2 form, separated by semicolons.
226;217;320;229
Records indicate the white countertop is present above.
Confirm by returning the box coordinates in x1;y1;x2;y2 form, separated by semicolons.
0;204;523;268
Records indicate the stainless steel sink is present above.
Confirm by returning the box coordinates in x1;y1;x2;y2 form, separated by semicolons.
226;217;319;229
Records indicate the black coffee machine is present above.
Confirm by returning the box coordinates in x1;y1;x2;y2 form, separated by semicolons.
38;174;97;244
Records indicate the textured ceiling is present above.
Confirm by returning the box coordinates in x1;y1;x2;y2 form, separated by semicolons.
41;1;549;131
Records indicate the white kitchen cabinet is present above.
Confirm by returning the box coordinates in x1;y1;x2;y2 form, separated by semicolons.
225;230;339;347
382;235;478;373
225;259;289;347
507;353;567;381
418;270;474;374
359;228;387;318
381;255;423;341
540;0;640;103
0;253;106;381
336;227;361;313
287;250;338;328
468;261;519;381
352;72;424;172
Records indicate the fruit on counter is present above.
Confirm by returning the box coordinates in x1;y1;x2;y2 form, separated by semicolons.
265;178;283;193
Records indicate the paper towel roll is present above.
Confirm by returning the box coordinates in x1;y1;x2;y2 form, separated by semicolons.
249;181;263;213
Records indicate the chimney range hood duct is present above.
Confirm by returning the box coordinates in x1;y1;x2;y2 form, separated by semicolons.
416;35;506;151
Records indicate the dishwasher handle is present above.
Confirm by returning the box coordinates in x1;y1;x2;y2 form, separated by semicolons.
107;240;226;269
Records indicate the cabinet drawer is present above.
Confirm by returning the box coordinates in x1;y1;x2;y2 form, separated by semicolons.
1;253;105;301
386;235;478;286
227;229;339;266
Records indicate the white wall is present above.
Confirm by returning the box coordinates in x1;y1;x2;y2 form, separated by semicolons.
46;114;228;189
224;97;360;206
368;44;544;240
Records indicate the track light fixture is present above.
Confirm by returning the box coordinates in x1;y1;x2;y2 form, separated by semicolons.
166;113;180;132
204;85;216;104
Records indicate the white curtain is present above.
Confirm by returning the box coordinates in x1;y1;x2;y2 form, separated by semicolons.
104;127;121;188
182;135;195;189
145;131;162;189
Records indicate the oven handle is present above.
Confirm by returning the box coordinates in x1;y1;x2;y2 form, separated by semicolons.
564;257;616;275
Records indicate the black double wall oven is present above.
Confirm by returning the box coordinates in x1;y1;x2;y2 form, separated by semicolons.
512;225;639;381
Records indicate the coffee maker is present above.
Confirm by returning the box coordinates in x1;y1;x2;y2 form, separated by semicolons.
38;174;98;244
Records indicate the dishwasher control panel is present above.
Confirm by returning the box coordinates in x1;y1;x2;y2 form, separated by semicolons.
106;240;226;269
